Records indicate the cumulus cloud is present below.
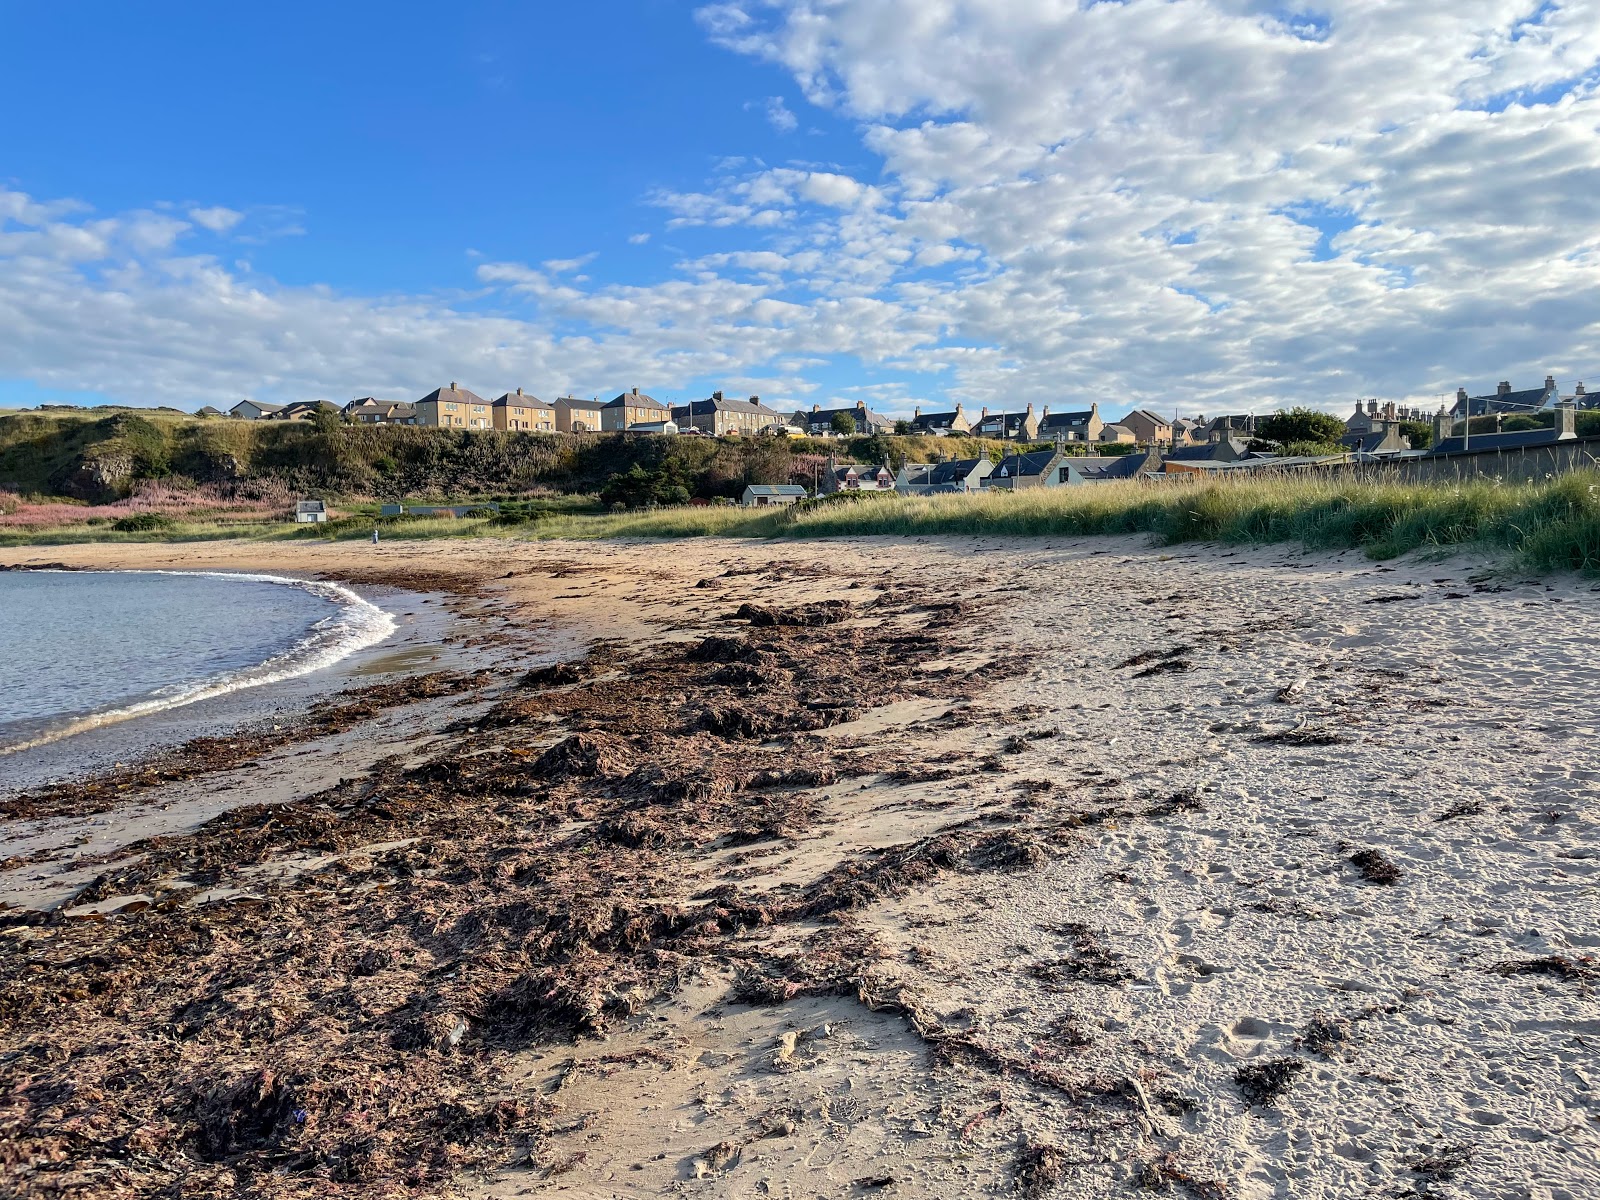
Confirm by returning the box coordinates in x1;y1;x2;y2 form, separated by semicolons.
6;3;1600;417
187;206;245;233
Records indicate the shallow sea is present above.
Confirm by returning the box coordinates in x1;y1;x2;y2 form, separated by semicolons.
0;569;395;759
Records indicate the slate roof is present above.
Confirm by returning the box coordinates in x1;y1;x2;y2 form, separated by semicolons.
923;458;989;485
797;404;893;430
1078;449;1162;479
554;395;607;410
604;390;666;411
1451;386;1552;417
990;450;1060;479
494;392;551;409
1038;409;1095;433
673;395;788;421
744;484;807;497
1124;409;1170;427
1165;439;1249;461
1426;428;1574;455
910;409;964;430
419;385;488;406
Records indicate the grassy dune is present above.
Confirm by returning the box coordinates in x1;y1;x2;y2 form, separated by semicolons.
6;472;1600;573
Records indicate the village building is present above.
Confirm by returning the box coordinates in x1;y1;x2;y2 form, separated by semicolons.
229;400;284;420
1345;399;1427;437
294;499;328;523
1170;417;1205;445
194;406;224;419
671;392;790;436
1340;426;1411;456
1449;376;1560;419
602;387;669;431
492;389;555;432
1206;414;1257;441
971;405;1041;441
908;404;972;436
984;448;1076;489
896;457;993;493
821;456;896;494
793;401;894;436
1037;403;1104;443
1099;423;1136;444
553;396;608;433
1120;408;1173;444
1164;437;1250;467
1428;397;1579;455
1077;447;1165;480
741;483;807;508
1565;382;1596;410
345;398;418;425
416;384;492;429
275;400;342;421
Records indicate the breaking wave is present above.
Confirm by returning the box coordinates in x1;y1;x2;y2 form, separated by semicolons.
0;571;397;758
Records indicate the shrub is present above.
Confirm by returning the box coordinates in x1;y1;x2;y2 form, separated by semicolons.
111;512;175;532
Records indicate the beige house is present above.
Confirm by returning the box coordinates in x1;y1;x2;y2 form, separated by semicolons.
1037;403;1104;443
493;389;555;432
602;387;669;431
416;383;492;429
1099;423;1136;444
909;404;973;435
1121;408;1172;444
553;396;608;433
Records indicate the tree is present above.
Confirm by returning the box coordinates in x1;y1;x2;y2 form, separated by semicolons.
311;406;343;435
1254;407;1346;446
1396;420;1432;449
829;411;857;435
893;419;912;435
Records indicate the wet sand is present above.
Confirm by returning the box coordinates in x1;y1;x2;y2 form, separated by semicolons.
0;534;1595;1199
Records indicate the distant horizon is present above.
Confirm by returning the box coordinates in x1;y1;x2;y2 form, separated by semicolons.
2;3;1597;420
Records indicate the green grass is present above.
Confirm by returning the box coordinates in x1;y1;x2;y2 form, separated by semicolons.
6;471;1600;575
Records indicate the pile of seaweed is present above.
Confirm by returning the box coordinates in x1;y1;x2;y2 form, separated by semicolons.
0;579;1053;1198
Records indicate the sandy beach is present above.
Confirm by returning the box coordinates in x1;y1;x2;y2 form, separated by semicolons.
1;533;1596;1199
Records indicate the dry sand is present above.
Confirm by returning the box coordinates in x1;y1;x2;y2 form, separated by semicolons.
0;533;1595;1199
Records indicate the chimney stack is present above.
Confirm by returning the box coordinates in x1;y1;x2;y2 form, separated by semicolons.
712;390;723;401
516;387;523;397
1577;382;1587;398
1556;397;1577;437
1457;387;1469;402
914;406;921;418
981;407;989;418
1545;375;1556;393
632;386;639;396
811;403;820;412
450;381;457;392
1497;381;1511;396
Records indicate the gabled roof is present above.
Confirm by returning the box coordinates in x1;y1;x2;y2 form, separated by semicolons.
1038;409;1096;431
676;395;788;419
1451;384;1555;417
796;404;892;427
1079;448;1163;479
553;395;607;410
910;409;964;429
1166;439;1249;461
604;390;666;410
493;391;552;409
744;483;807;496
925;457;989;485
1124;409;1170;427
232;400;283;413
419;384;488;406
990;449;1061;478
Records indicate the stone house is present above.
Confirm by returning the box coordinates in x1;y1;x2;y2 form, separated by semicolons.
896;457;993;493
417;384;492;429
345;398;417;425
1037;403;1104;443
602;387;669;431
1099;423;1136;444
822;457;896;494
1449;376;1560;418
671;392;790;436
971;405;1041;441
794;401;894;436
984;448;1073;489
1120;409;1172;444
553;396;608;433
908;404;972;435
493;389;555;432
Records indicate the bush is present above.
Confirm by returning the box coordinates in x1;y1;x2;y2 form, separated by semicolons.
111;512;175;532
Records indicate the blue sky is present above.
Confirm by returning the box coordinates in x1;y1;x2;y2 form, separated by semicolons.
2;1;1598;418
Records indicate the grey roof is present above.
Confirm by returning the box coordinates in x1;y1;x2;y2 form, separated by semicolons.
494;392;551;408
1079;448;1162;479
554;395;607;410
924;457;989;485
1123;408;1170;427
1101;423;1133;437
910;409;964;429
744;484;807;496
419;385;488;406
675;395;788;420
990;449;1060;479
604;390;666;410
797;404;892;428
295;499;326;512
1451;386;1552;417
973;412;1034;434
1166;439;1248;461
1038;409;1095;432
1426;428;1574;455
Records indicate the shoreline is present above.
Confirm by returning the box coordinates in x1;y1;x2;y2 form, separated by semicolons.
0;534;1596;1199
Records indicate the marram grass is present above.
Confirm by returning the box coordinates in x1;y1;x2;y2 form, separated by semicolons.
5;471;1600;575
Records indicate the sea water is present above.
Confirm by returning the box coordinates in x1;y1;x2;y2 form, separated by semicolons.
0;570;396;758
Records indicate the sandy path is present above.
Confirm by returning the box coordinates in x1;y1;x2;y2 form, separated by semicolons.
1;533;1595;1199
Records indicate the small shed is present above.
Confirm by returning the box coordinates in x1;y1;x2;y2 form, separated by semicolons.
741;484;807;508
295;500;328;524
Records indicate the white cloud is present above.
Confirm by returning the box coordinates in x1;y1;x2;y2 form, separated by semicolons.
763;95;797;132
6;3;1600;417
188;206;245;233
628;232;651;245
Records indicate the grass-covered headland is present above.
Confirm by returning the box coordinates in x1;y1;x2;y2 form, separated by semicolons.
6;470;1600;575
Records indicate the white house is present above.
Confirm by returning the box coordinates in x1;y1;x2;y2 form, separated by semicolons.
294;500;328;523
